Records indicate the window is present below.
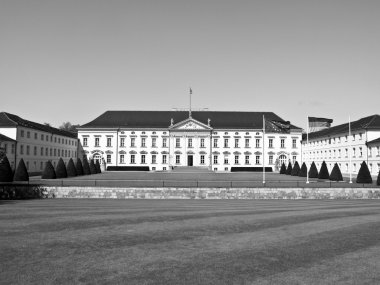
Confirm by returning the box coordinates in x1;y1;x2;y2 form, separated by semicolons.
50;148;52;156
200;155;205;164
26;145;30;155
152;155;156;164
152;138;156;147
58;149;61;156
224;138;229;148
107;155;111;163
34;133;37;139
141;155;146;164
20;130;24;137
213;138;218;148
368;147;372;157
345;148;348;157
292;139;297;148
292;156;296;163
269;155;273;165
353;148;356;157
54;149;56;156
213;155;218;164
377;147;380;156
26;161;29;170
176;138;180;148
107;138;112;147
369;163;373;173
255;155;260;165
27;131;30;138
54;137;57;143
245;155;249;165
176;155;180;164
120;138;125;147
353;163;356;172
359;133;363;140
40;162;43;170
162;155;167;164
235;139;239;148
353;134;355;141
120;154;125;163
83;137;88;147
131;155;135;164
41;134;44;140
269;139;273;148
131;138;135;147
95;137;99;147
280;139;285;148
188;138;193;148
359;147;363;157
234;155;239;164
256;139;260;148
200;138;205;148
245;138;249;148
162;138;167;148
20;145;24;155
141;138;146;147
224;157;229;164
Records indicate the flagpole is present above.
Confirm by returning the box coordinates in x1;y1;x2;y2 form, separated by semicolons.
306;116;309;184
349;115;352;183
263;115;265;184
189;87;192;118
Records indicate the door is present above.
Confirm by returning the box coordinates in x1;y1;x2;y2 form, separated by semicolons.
187;155;193;166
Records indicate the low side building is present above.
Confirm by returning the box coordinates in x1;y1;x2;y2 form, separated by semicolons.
78;110;302;171
0;133;16;168
0;112;79;175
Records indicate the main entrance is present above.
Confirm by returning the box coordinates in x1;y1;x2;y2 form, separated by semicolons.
187;155;193;166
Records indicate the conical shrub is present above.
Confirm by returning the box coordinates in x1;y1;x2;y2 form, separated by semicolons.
291;161;300;176
82;157;91;175
308;162;319;178
89;159;97;174
66;158;77;177
356;161;372;184
56;158;67;178
329;163;343;181
42;161;56;179
75;158;84;176
377;171;380;186
318;161;329;179
14;158;29;181
95;160;101;173
0;153;13;182
298;162;307;177
279;163;286;174
285;162;292;175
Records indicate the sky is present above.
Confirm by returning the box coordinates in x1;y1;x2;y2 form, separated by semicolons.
1;0;379;129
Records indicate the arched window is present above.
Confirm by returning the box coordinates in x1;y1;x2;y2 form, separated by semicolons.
279;154;287;166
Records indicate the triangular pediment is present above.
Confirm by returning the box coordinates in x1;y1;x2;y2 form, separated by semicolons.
170;117;212;130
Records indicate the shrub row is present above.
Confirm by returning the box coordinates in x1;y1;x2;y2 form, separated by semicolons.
42;157;101;179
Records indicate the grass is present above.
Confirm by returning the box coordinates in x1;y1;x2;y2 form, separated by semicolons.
1;200;380;284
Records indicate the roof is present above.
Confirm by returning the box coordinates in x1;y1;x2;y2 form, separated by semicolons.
79;111;301;131
0;133;15;142
367;137;380;145
0;112;77;139
304;114;380;140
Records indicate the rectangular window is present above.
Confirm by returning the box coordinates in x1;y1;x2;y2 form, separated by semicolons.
176;155;180;164
224;157;228;164
152;138;156;147
188;138;193;148
40;161;43;170
269;139;273;148
40;147;44;156
353;134;355;141
353;148;356;157
213;138;218;148
26;145;30;155
3;144;7;153
83;137;88;147
141;154;146;164
293;156;296;163
20;130;24;137
224;139;228;148
255;155;260;165
141;138;146;147
245;138;249;148
200;155;205;164
95;137;99;147
50;148;52;156
176;138;180;148
34;133;37;139
359;133;363;140
131;138;135;147
20;145;24;155
27;131;30;138
120;154;125;163
269;155;273;164
120;137;125;147
107;138;111;147
292;139;297;148
162;138;167;148
234;155;239;164
245;155;249;165
213;155;218;164
58;149;61;156
359;147;363;157
162;155;167;164
41;134;44;140
107;155;111;163
255;139;260;148
200;138;205;148
131;155;135;164
152;155;156;164
368;147;372;157
281;139;285;148
235;139;239;148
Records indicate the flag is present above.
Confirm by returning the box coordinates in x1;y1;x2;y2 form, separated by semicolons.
308;117;333;132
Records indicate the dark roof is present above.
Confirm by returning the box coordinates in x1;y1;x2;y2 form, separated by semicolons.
0;133;15;142
0;112;77;139
80;111;301;131
304;114;380;140
367;137;380;145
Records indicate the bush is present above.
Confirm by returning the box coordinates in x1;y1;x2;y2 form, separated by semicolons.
291;161;300;176
75;158;84;176
56;158;67;178
42;161;56;179
82;157;91;175
95;160;101;173
89;159;97;174
13;159;29;181
0;185;47;199
0;152;13;182
377;171;380;186
298;162;307;177
318;161;330;179
356;161;373;184
308;162;319;178
329;163;343;181
279;163;286;174
66;158;77;177
285;162;292;175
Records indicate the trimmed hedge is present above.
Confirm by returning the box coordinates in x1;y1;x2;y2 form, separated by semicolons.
318;161;330;179
66;158;77;177
285;162;292;175
0;184;47;199
89;159;97;174
308;162;319;178
82;157;91;175
279;163;286;174
356;161;372;184
0;153;13;182
329;163;343;181
75;158;84;176
13;158;29;181
95;160;101;173
291;161;300;176
42;161;56;179
377;171;380;186
298;162;307;177
56;158;67;178
231;167;273;172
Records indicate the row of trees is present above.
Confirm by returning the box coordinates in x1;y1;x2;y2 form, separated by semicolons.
280;160;380;185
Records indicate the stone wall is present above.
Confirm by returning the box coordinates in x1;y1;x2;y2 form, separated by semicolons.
44;186;380;199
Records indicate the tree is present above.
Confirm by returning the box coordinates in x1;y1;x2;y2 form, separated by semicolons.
59;122;80;133
279;163;286;174
75;158;84;176
42;161;56;179
44;122;52;127
89;159;97;174
329;163;343;181
82;157;91;175
95;160;101;173
56;158;67;178
66;158;77;177
308;162;319;178
318;161;330;179
356;161;373;184
298;162;307;177
285;162;293;175
13;158;29;181
377;171;380;186
291;161;300;176
0;152;13;182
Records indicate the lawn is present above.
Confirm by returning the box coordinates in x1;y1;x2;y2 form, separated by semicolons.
1;199;380;284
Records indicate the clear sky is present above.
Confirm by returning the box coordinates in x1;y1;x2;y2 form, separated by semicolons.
1;0;379;129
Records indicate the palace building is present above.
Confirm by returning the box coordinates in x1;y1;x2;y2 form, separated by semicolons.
302;114;380;176
78;111;303;171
